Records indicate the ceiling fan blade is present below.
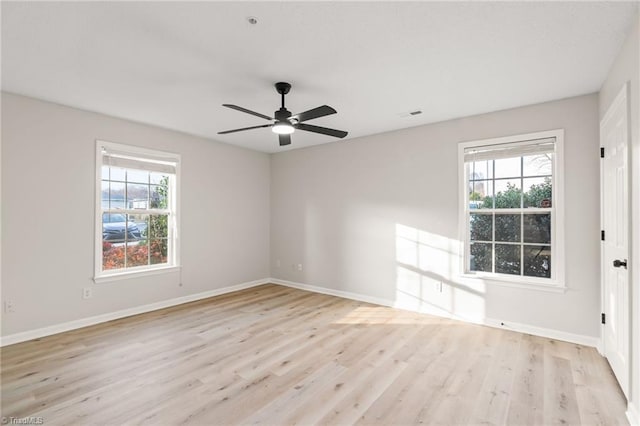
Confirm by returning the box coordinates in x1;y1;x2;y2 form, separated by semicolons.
296;123;348;138
292;105;337;123
218;124;272;135
223;104;273;121
279;134;291;146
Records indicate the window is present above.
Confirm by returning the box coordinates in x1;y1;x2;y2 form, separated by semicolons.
95;141;180;281
458;130;564;290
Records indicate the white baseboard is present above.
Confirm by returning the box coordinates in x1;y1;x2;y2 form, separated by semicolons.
481;318;600;348
595;337;604;356
391;302;598;347
2;277;600;350
627;402;640;426
0;278;269;347
270;278;395;307
270;277;599;348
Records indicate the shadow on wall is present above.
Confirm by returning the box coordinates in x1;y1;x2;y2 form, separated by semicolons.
395;224;486;323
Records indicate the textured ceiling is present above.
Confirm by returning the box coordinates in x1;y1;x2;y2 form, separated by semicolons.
2;1;637;153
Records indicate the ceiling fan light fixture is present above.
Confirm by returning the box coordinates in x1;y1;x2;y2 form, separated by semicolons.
272;122;295;134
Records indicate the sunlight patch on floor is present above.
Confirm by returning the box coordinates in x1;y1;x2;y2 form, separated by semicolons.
333;306;440;325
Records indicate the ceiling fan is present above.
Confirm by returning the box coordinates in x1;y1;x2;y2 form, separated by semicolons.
218;82;348;146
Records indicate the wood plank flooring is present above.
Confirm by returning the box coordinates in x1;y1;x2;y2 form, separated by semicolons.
1;284;628;425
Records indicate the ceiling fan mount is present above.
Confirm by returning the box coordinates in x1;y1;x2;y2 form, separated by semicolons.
218;82;348;146
274;81;291;96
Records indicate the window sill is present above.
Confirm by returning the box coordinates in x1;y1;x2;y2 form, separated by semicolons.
94;265;181;284
458;273;566;293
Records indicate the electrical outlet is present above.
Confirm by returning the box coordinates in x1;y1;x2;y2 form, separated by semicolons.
297;264;303;271
4;300;15;314
82;287;93;300
276;259;281;268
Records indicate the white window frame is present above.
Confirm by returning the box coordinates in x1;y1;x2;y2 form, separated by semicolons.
94;140;181;283
457;129;565;292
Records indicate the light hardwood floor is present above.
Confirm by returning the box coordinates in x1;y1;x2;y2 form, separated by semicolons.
1;284;628;425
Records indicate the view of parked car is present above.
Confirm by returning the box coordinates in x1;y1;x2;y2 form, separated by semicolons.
102;213;142;241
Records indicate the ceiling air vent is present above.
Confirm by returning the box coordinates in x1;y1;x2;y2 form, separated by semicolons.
398;109;423;118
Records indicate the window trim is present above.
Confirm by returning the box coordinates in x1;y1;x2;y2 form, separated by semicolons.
457;129;566;292
94;140;181;282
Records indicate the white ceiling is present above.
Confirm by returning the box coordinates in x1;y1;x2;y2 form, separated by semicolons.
2;2;637;153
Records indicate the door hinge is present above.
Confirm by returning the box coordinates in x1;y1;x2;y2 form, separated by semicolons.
601;313;606;324
600;147;605;158
601;230;605;241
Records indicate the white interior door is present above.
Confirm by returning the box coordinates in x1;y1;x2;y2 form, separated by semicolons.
601;83;630;399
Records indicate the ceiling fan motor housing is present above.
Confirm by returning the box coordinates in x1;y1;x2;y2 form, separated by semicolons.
274;108;292;122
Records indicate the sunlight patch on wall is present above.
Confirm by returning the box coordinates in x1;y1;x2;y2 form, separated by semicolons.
395;224;486;322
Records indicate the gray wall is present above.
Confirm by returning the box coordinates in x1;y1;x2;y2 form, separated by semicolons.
1;93;271;336
271;93;601;338
0;91;605;343
600;11;640;419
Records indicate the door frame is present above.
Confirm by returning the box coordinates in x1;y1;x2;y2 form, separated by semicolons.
599;81;631;396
